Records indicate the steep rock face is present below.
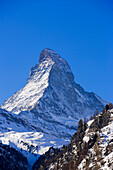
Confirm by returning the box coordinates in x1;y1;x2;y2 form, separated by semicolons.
1;48;106;138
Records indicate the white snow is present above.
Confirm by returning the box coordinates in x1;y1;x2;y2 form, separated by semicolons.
87;119;94;127
0;109;70;167
82;109;113;170
0;49;109;169
83;135;90;143
110;108;113;113
1;59;55;114
0;124;69;166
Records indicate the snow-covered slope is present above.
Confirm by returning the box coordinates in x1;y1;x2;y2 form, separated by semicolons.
1;48;107;138
33;108;113;170
78;109;113;170
0;108;69;167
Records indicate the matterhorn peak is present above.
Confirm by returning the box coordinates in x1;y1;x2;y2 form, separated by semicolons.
39;48;68;65
1;48;107;138
28;48;71;83
39;48;60;63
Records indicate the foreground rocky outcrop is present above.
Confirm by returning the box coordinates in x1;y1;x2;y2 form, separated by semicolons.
33;107;113;170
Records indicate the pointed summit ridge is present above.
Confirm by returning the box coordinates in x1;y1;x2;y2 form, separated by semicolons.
39;48;59;63
39;48;67;65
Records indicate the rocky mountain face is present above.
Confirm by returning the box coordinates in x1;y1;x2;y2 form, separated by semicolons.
33;107;113;170
1;48;106;138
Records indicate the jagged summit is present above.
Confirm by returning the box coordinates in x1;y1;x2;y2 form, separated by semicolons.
39;48;68;65
29;48;70;82
39;48;59;64
1;49;107;138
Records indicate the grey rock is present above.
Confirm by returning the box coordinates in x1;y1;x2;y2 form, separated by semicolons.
1;48;107;138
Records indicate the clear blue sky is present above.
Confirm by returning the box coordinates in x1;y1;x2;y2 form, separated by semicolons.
0;0;113;105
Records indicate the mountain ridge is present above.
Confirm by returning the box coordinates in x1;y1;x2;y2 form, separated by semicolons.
0;48;110;168
1;48;107;138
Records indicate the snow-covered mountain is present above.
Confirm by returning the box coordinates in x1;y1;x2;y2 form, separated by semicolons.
0;108;69;167
1;48;106;138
